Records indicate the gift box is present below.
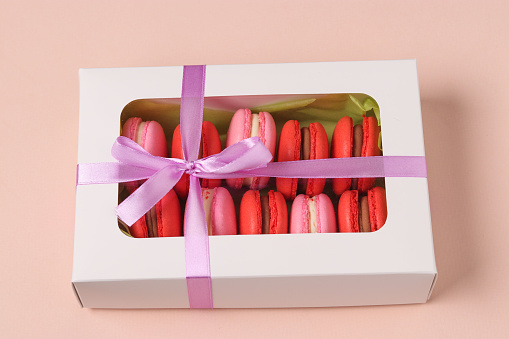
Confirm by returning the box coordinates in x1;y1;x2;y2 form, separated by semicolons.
73;60;437;308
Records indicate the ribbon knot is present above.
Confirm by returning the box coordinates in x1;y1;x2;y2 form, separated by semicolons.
185;161;196;174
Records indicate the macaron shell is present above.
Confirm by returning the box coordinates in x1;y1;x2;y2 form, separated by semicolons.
305;122;328;196
142;121;169;157
226;108;251;144
276;120;301;200
337;190;359;232
316;194;336;233
368;187;387;232
201;121;223;189
226;108;251;189
289;194;309;233
239;190;262;234
210;187;237;235
270;190;288;234
357;117;381;192
258;111;277;158
331;116;353;195
122;117;141;141
157;189;182;237
129;213;149;238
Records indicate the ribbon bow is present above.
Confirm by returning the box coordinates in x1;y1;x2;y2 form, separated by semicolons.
77;135;272;226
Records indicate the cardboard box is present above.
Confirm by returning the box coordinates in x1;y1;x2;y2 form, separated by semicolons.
73;60;437;308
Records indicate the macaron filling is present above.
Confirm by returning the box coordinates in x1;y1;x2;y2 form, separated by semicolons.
135;121;149;148
250;113;260;138
351;124;363;190
299;127;311;191
300;127;311;160
145;205;158;237
260;194;270;234
308;196;319;233
288;121;301;198
359;195;371;232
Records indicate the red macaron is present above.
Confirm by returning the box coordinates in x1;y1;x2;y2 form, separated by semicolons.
172;121;223;199
337;187;387;233
121;117;182;238
276;120;329;200
331;116;381;196
239;190;288;234
129;189;183;238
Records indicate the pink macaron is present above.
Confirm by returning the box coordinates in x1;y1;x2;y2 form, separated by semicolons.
225;108;276;190
201;187;237;235
122;117;168;159
289;194;336;233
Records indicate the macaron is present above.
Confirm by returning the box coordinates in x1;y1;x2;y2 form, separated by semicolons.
202;187;237;235
129;189;182;238
172;121;223;199
289;194;336;233
239;190;288;234
331;116;381;195
276;120;329;200
225;108;276;190
122;117;169;159
337;187;387;233
121;117;182;238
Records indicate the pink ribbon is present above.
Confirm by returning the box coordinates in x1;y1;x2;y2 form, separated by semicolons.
76;64;428;309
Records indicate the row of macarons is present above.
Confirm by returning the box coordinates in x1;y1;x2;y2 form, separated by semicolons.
120;108;386;238
122;107;381;202
121;186;387;238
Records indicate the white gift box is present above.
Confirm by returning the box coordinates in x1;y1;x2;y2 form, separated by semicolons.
73;60;437;308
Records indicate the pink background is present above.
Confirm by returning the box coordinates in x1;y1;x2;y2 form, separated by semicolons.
1;0;508;337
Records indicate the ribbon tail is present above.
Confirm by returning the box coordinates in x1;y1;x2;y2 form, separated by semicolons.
185;175;213;308
116;166;184;226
